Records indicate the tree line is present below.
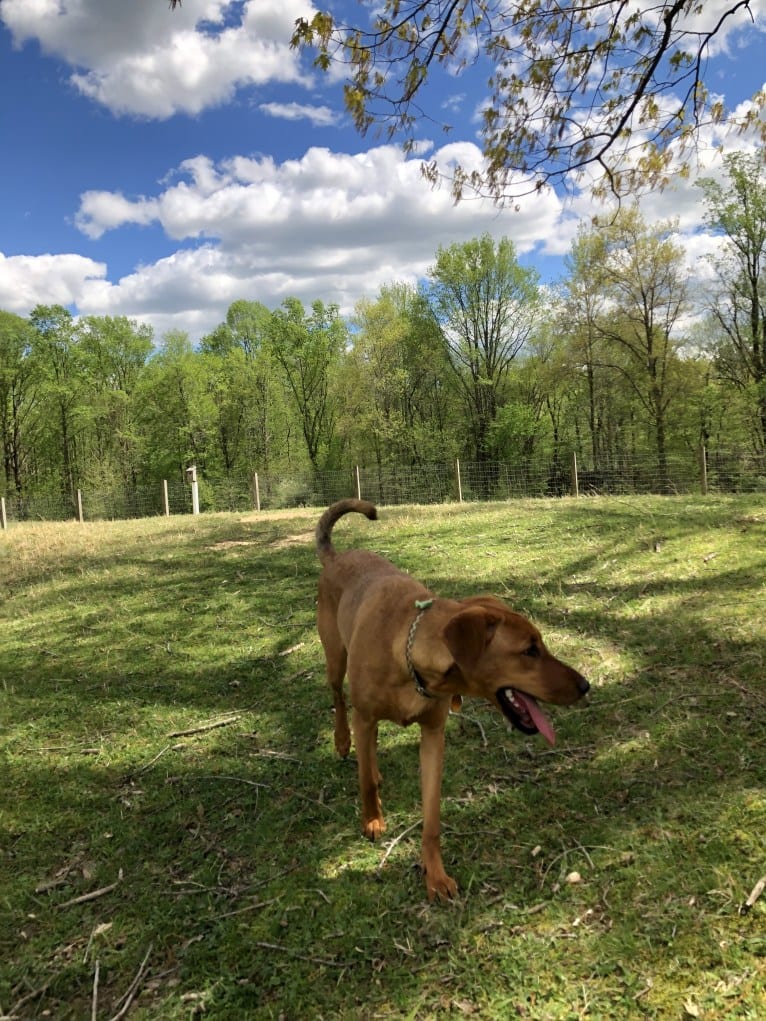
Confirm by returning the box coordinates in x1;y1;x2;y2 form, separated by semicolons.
1;153;765;510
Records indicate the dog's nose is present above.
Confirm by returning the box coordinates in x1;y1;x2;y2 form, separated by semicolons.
576;675;590;696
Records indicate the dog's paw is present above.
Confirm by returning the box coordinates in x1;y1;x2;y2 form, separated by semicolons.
363;817;386;841
426;871;458;902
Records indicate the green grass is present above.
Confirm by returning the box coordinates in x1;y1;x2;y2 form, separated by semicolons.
1;496;765;1019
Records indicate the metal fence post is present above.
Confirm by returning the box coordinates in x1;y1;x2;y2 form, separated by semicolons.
456;459;463;502
77;489;84;522
1;497;6;529
253;472;261;511
700;444;708;495
355;465;362;500
571;452;579;497
162;479;170;516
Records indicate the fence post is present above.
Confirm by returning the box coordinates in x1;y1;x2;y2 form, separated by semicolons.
699;444;708;495
186;466;200;514
162;479;170;516
77;489;84;522
355;466;362;500
253;472;261;512
1;497;6;529
456;459;463;503
570;452;579;497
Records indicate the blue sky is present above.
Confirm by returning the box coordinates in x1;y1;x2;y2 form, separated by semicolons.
1;0;764;342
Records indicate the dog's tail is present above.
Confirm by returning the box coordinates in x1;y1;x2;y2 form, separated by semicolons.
316;499;377;564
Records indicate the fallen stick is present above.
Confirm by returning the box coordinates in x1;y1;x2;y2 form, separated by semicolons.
56;870;123;910
739;876;765;916
91;959;99;1021
135;744;172;773
211;897;279;921
457;712;488;747
8;977;55;1017
108;943;153;1021
254;941;353;969
378;820;421;873
168;716;242;738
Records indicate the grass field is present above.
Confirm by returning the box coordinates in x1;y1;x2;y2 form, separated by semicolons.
1;495;765;1020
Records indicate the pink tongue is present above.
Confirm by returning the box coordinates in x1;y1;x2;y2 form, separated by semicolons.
515;691;556;747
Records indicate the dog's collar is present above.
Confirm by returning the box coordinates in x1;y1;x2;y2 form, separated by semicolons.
407;599;435;699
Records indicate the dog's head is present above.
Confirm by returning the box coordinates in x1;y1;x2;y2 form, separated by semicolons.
440;596;588;746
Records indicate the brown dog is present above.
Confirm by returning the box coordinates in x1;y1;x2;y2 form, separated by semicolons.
316;499;589;901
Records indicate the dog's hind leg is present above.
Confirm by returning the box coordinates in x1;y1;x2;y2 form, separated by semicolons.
318;604;351;758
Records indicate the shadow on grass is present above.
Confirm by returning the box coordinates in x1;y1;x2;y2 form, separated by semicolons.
2;499;765;1017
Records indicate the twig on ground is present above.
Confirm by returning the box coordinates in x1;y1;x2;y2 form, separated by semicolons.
56;870;123;910
135;744;173;773
378;820;421;873
210;897;279;921
570;837;595;871
723;676;766;710
193;774;270;789
168;715;242;738
254;941;353;969
8;977;55;1017
278;642;305;656
253;749;302;763
108;943;153;1021
91;960;99;1021
740;876;766;915
457;712;488;747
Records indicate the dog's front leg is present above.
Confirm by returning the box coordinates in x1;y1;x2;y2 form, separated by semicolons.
419;723;457;901
353;709;385;840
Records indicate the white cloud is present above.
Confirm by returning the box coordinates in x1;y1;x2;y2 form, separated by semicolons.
259;102;340;126
0;252;106;313
75;192;160;240
1;0;316;118
61;141;563;337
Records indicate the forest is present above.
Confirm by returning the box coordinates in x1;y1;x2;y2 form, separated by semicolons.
1;154;765;517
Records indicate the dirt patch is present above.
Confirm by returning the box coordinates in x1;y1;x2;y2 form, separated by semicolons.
208;539;259;550
268;530;315;549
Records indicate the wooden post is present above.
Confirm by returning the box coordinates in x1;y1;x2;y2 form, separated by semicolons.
571;452;579;497
355;465;362;500
253;472;261;512
186;466;199;515
700;444;708;495
77;489;84;522
162;479;170;516
1;497;6;530
456;459;463;503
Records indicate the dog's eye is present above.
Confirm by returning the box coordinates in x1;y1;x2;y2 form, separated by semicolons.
523;644;540;658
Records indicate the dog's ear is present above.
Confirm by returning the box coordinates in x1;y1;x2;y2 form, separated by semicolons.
442;607;501;674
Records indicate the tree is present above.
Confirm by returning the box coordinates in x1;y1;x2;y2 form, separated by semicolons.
699;152;766;450
28;305;84;503
287;1;764;202
201;301;287;473
134;330;214;479
559;225;608;465
78;316;153;486
0;311;37;495
585;209;691;480
268;298;346;474
342;283;456;470
425;234;539;466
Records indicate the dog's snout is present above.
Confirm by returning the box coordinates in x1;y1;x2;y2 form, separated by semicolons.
576;675;590;696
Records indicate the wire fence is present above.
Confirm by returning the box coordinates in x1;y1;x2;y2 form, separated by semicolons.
2;447;765;527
